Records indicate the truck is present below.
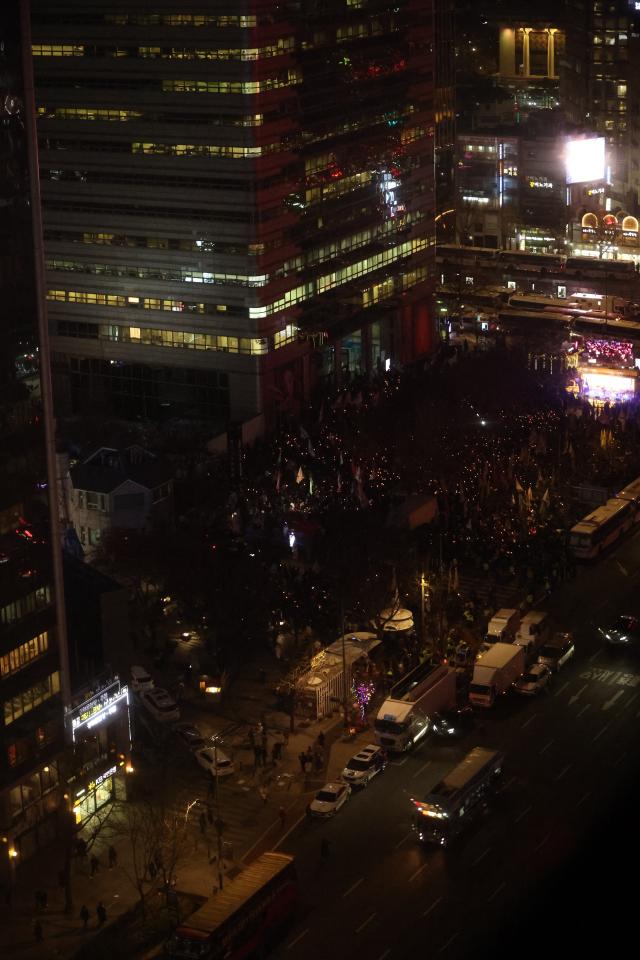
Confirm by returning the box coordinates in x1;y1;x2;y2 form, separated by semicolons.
374;662;457;752
469;642;525;708
514;610;551;662
484;608;520;645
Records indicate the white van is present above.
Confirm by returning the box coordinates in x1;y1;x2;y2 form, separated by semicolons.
131;665;154;693
515;611;550;660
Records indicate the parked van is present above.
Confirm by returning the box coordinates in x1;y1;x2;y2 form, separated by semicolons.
131;665;154;693
515;611;550;661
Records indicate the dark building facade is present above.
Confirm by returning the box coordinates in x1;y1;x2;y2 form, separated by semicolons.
30;0;436;427
561;0;640;207
0;1;68;879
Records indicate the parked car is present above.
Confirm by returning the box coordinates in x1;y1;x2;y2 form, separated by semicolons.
194;746;235;778
537;633;575;672
130;664;154;694
431;706;476;738
513;663;551;696
598;615;640;649
174;723;206;752
308;781;351;818
341;744;386;787
140;687;180;723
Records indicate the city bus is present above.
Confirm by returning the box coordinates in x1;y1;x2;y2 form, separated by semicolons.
568;497;636;560
411;746;505;846
565;257;637;280
615;476;640;515
498;250;565;273
498;307;571;330
165;852;296;960
507;294;585;315
436;244;499;266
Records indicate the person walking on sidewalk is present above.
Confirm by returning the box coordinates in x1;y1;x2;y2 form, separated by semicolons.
90;854;100;878
80;904;90;931
96;901;107;926
108;845;117;869
278;805;286;830
199;811;207;834
33;918;43;942
258;784;268;805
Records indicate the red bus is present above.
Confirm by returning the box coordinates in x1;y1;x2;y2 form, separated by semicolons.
166;852;296;959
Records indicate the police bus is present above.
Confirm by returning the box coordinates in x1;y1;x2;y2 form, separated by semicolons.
411;747;505;846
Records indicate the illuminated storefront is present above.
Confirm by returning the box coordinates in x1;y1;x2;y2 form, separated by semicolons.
65;678;131;827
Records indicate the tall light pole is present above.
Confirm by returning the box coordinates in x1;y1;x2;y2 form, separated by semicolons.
211;736;224;891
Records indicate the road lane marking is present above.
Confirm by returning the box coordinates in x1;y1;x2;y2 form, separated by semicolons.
343;877;364;898
576;791;591;808
487;881;506;903
287;929;309;950
593;721;612;742
412;761;432;779
539;739;554;755
515;805;532;823
503;775;517;791
409;862;429;882
553;681;570;698
521;714;537;729
439;932;460;953
376;951;392;960
569;684;588;705
603;690;624;711
623;693;640;711
392;757;409;767
534;833;550;852
576;703;592;718
472;847;491;867
395;831;413;849
613;752;627;768
355;913;377;934
588;650;601;663
422;896;443;918
556;764;572;782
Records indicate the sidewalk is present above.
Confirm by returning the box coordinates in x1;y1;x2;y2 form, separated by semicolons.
0;691;354;960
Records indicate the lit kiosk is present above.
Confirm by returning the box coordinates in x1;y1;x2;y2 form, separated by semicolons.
64;677;131;827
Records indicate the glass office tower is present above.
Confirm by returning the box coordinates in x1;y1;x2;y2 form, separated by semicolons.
30;1;436;427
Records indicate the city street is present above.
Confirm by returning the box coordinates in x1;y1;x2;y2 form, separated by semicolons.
274;527;640;960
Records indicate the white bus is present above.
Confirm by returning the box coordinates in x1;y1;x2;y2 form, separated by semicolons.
412;746;505;846
569;497;636;559
615;476;640;514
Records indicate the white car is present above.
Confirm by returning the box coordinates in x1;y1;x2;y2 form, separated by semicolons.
194;746;235;778
514;663;551;696
341;744;386;788
308;781;351;818
141;687;180;723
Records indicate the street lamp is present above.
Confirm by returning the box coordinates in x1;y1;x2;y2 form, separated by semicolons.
419;573;430;645
211;735;225;892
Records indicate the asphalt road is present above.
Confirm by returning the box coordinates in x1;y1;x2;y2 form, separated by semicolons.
274;526;640;960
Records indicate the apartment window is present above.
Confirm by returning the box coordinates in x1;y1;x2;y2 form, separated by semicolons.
86;491;107;512
0;633;50;678
3;672;61;726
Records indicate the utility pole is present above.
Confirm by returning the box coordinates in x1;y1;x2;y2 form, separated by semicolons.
340;598;349;731
212;737;224;891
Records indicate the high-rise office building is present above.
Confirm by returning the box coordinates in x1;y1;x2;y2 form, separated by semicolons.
30;1;435;428
0;1;69;879
561;0;640;206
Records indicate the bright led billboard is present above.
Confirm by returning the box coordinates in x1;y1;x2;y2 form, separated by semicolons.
565;137;605;185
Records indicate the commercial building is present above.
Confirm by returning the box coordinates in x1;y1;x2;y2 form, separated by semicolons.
560;0;640;206
0;3;69;880
455;116;567;251
31;0;436;428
